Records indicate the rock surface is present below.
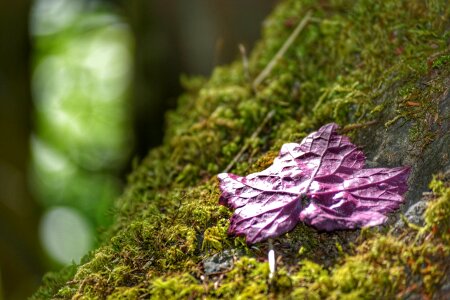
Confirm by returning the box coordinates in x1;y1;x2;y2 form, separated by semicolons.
203;249;244;275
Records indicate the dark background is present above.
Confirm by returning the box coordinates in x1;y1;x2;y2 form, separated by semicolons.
0;0;277;299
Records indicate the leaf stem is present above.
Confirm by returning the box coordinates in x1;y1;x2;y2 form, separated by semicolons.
268;238;276;281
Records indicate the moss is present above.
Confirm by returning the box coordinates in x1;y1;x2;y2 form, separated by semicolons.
150;274;204;299
201;219;231;252
432;54;450;69
30;265;77;300
33;0;450;298
425;174;450;242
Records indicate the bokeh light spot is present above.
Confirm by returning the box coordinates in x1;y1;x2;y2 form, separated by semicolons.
39;206;93;264
30;0;83;35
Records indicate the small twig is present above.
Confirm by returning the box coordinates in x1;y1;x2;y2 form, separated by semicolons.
340;120;378;133
253;11;312;90
239;44;250;81
309;17;322;23
268;239;276;281
223;110;275;173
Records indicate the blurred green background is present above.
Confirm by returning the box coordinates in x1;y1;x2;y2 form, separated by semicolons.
0;0;276;299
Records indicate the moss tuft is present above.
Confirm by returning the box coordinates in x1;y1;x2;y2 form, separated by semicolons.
30;265;77;300
425;174;450;242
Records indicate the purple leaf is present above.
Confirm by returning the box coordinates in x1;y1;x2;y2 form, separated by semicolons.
218;123;410;244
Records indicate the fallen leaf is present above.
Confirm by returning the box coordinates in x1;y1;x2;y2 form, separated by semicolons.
218;123;410;244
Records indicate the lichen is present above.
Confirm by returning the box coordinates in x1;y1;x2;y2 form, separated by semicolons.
32;0;450;298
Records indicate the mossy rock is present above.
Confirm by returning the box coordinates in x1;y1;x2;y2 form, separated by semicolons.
32;0;450;299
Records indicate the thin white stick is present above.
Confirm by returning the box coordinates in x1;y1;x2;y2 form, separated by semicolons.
268;239;276;280
253;11;312;89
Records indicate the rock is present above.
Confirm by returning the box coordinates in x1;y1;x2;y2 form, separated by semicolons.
403;200;428;226
437;281;450;299
357;77;450;210
393;199;428;233
203;249;244;275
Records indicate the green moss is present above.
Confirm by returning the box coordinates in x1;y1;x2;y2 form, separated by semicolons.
425;174;450;242
30;265;77;300
33;0;450;298
150;274;204;299
432;54;450;69
201;219;231;252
